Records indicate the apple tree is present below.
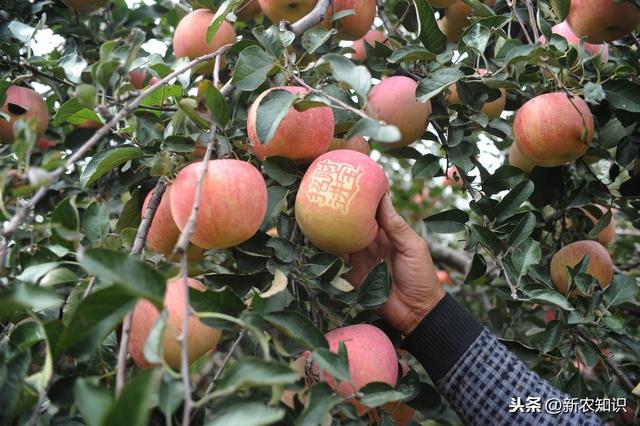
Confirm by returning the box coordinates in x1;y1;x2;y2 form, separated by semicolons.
0;0;639;425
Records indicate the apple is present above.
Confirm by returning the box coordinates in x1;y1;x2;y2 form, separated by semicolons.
443;165;463;187
446;0;495;27
508;143;535;174
446;68;506;119
128;277;222;369
329;136;370;155
437;269;453;286
61;0;108;12
295;150;388;254
170;159;267;249
366;76;432;148
332;0;376;41
129;69;159;90
259;0;331;26
437;16;464;43
567;0;640;43
247;86;334;162
578;205;616;246
236;0;262;20
36;137;57;151
314;324;398;407
350;29;387;62
427;0;457;7
173;9;237;60
550;240;614;295
540;21;609;64
513;92;594;167
0;86;49;144
142;185;204;261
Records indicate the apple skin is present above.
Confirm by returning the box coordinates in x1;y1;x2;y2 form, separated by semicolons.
427;0;458;7
318;324;398;405
508;143;535;174
447;68;506;119
236;0;262;20
366;76;432;148
259;0;331;25
437;269;453;286
61;0;108;12
247;86;334;162
173;9;236;60
550;240;614;295
578;205;616;246
129;69;159;90
443;165;463;187
513;92;594;167
142;186;204;261
332;0;377;41
128;277;222;369
170;159;268;249
540;21;609;64
36;137;57;151
0;86;49;144
350;29;387;62
438;16;464;43
446;0;495;27
567;0;640;43
329;136;370;155
295;150;388;254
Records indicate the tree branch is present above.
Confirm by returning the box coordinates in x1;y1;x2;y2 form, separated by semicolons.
290;0;331;36
575;328;634;391
523;0;539;41
377;0;400;37
505;0;533;44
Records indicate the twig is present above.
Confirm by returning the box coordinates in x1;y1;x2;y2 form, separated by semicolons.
194;329;247;391
523;0;539;41
505;0;533;44
0;45;232;270
1;57;77;87
290;0;331;36
377;0;400;37
82;276;97;299
495;256;518;300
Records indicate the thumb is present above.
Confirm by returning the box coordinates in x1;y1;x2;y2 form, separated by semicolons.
377;194;420;252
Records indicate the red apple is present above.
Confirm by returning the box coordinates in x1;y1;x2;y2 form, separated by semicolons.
259;0;331;26
236;0;262;20
173;9;237;60
540;21;609;64
350;29;387;62
550;240;614;295
513;92;594;167
129;69;159;90
446;0;495;27
447;68;506;119
443;165;463;187
428;0;457;7
170;159;267;249
578;205;616;246
36;137;57;151
247;86;334;162
567;0;640;43
508;143;535;174
142;185;204;261
128;277;222;369
366;76;432;148
0;86;49;144
329;136;370;155
332;0;376;41
437;269;454;286
61;0;108;12
438;16;464;43
295;150;388;254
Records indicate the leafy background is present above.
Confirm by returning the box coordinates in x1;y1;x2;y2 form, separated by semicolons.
0;0;639;425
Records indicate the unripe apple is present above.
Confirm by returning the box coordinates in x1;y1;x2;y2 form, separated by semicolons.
508;143;535;174
0;86;49;144
247;86;334;162
295;150;388;254
366;76;432;148
550;240;614;295
447;68;506;119
446;0;495;27
567;0;640;43
332;0;376;41
173;9;237;60
128;277;222;369
513;92;594;167
350;29;387;62
61;0;109;12
236;0;262;20
170;159;268;249
540;21;609;64
427;0;458;7
329;136;370;155
437;16;464;43
316;324;398;403
129;69;159;90
142;186;204;261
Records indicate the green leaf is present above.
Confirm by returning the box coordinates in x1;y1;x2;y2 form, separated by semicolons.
190;286;244;329
465;252;487;284
263;156;298;186
207;0;242;44
143;310;167;365
413;0;446;53
215;358;298;395
203;85;230;127
296;383;342;426
510;238;541;285
357;262;390;309
0;285;63;320
507;212;536;247
494;180;534;222
301;28;334;54
255;88;297;145
549;0;570;20
416;68;464;102
311;345;350;383
232;45;277;91
603;275;638;307
412;154;441;179
526;289;574;311
470;224;503;255
74;378;114;426
461;24;491;54
541;320;563;353
387;46;436;64
359;382;407;407
424;209;469;233
80;248;165;307
347;117;401;143
603;79;640;112
80;147;145;188
83;202;110;242
316;53;371;100
264;311;328;350
103;370;156;426
207;402;285;426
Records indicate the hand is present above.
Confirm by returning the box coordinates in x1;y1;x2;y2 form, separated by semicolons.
342;194;445;335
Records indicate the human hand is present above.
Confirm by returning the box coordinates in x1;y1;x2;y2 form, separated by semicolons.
342;194;445;335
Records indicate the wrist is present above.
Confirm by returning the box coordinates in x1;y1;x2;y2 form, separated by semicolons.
401;289;446;335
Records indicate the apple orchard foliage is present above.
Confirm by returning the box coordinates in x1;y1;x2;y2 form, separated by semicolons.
0;0;639;425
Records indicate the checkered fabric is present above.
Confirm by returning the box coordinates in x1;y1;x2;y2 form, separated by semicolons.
436;329;603;426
